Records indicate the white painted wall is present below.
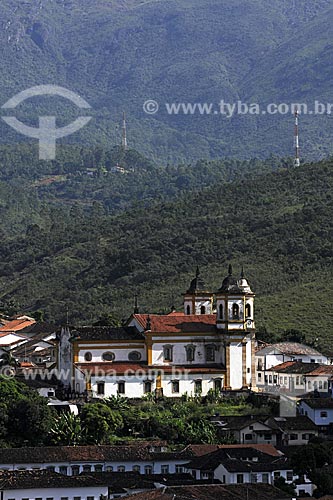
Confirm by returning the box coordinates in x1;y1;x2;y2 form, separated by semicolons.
151;339;222;366
79;346;146;363
2;485;108;500
229;341;243;389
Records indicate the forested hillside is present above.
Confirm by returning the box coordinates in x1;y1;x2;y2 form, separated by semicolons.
0;0;332;161
0;150;331;350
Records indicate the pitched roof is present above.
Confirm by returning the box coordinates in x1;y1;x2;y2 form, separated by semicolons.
0;444;193;465
0;318;36;332
300;398;333;409
266;416;317;431
133;314;217;334
268;361;322;374
0;470;105;490
124;484;290;500
256;342;324;357
72;326;144;341
185;444;282;457
185;446;288;472
210;415;272;431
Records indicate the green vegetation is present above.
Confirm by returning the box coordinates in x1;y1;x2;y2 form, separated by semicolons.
0;146;331;349
0;1;332;161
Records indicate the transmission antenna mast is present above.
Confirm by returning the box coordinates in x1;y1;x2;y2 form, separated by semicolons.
294;107;300;167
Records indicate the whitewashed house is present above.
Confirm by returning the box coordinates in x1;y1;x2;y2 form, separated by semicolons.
299;398;333;433
0;469;108;500
256;342;327;388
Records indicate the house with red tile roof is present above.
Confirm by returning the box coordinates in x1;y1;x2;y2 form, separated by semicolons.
57;266;256;397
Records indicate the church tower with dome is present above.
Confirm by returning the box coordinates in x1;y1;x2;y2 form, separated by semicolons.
216;265;256;389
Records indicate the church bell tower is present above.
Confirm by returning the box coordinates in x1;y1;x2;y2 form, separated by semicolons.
216;265;256;390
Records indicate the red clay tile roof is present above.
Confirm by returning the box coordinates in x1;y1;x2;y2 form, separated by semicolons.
0;444;193;464
185;444;282;457
268;361;322;374
0;319;36;332
125;484;290;500
134;314;217;333
0;470;105;489
76;362;225;375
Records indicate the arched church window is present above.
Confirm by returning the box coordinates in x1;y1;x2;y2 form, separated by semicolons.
232;303;240;319
185;345;196;362
219;304;223;319
214;378;222;392
102;352;115;361
200;305;206;314
163;345;173;362
186;305;191;315
144;380;152;393
245;304;251;318
84;352;92;362
128;351;142;361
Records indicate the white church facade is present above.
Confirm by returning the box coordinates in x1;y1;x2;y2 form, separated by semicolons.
57;266;256;398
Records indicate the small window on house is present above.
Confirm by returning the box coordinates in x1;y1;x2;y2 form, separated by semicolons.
321;411;328;418
319;381;323;389
163;345;173;361
172;380;180;393
264;433;272;440
310;359;315;363
176;465;184;473
128;351;141;361
262;473;269;484
145;465;153;475
87;497;94;500
132;465;141;472
289;434;298;440
94;464;103;472
59;466;68;475
274;472;281;479
245;433;252;440
287;471;293;481
296;376;300;385
269;375;272;383
245;304;251;318
97;382;105;395
324;381;328;389
214;378;222;392
46;466;55;472
118;381;125;394
105;466;113;472
71;466;80;475
73;497;81;500
237;474;244;483
200;305;206;314
186;305;191;315
205;344;215;362
118;466;125;472
219;303;223;319
308;381;312;389
144;381;152;393
258;373;262;379
84;352;92;362
194;379;202;393
232;303;240;319
102;351;115;361
250;473;257;483
284;376;287;385
185;345;196;362
82;465;92;473
161;465;169;474
273;375;277;384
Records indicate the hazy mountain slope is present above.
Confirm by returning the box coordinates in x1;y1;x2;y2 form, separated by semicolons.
0;0;332;162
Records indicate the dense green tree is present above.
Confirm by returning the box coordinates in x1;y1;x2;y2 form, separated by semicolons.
80;403;123;444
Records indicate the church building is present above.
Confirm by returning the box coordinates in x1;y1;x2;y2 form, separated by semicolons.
57;266;256;398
